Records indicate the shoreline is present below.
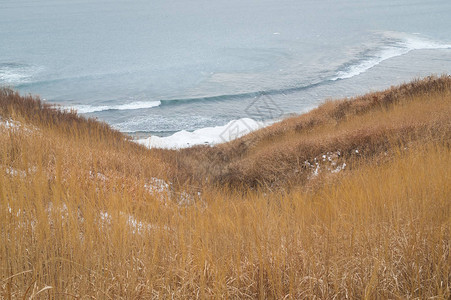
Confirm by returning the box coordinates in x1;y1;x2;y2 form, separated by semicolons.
2;76;450;298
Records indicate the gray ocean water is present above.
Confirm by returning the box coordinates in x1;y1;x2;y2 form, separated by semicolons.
1;0;451;136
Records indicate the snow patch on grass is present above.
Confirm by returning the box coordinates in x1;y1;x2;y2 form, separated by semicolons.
4;166;37;178
99;211;172;234
0;116;37;133
304;150;349;179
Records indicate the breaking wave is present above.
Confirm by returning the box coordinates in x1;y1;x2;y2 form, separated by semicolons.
70;101;162;114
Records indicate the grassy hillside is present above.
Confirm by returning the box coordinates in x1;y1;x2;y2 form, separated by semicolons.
173;76;451;189
1;76;450;298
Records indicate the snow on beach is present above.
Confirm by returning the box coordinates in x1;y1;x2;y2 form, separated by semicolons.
135;118;267;149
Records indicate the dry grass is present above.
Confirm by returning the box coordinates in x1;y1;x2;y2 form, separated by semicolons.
1;76;450;298
172;75;451;189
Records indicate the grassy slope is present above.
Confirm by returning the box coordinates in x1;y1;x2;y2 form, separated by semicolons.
0;76;450;298
173;76;451;188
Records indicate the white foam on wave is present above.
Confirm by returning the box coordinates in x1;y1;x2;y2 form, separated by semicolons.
70;101;162;114
332;33;451;81
0;63;42;84
0;69;29;83
136;118;268;149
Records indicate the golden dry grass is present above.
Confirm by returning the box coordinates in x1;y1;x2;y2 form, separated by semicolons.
1;76;450;299
173;76;451;189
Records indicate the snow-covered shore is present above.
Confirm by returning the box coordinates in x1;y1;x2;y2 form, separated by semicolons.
135;117;271;149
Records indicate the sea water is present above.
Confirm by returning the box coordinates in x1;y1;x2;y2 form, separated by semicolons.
1;0;451;146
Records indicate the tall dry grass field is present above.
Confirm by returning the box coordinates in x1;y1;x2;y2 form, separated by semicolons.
1;76;450;299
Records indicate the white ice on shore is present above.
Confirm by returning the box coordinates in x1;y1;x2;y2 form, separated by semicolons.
136;118;267;149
